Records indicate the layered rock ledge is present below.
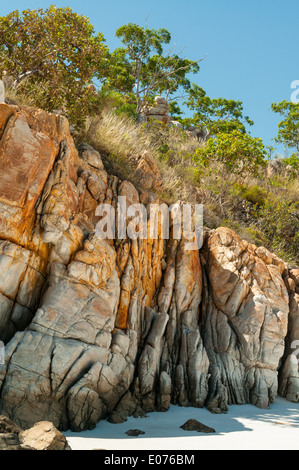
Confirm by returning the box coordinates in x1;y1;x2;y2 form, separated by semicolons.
0;103;298;431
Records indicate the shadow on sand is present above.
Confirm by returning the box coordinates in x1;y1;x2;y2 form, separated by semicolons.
64;396;299;442
65;404;253;441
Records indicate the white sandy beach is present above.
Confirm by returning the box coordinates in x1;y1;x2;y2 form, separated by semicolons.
64;396;299;451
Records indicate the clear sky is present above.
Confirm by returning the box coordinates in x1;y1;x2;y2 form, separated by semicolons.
1;0;298;154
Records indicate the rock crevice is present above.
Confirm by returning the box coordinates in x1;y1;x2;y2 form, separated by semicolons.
0;103;298;431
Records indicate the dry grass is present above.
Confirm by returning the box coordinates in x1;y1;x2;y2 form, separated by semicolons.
5;86;36;107
79;110;159;159
4;82;51;109
76;109;204;197
76;110;161;184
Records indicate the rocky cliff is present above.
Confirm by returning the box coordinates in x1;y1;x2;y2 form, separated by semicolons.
0;103;298;431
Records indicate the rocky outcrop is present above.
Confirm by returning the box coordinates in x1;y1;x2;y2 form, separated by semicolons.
180;419;215;433
0;103;298;432
202;230;289;411
141;96;184;131
19;421;71;450
135;150;163;191
0;415;71;450
140;96;210;143
278;269;299;401
141;96;172;125
266;158;296;179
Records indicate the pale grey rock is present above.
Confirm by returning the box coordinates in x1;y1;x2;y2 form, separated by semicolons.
111;331;130;356
0;80;4;103
278;270;299;402
169;120;183;130
108;390;138;424
203;228;289;410
0;242;45;342
77;143;104;170
266;158;284;178
157;371;172;411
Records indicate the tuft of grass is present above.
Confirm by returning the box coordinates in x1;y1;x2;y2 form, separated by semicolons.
76;109;203;198
5;85;36;107
5;82;55;109
75;110;160;185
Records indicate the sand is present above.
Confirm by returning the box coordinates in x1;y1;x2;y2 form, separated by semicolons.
64;396;299;451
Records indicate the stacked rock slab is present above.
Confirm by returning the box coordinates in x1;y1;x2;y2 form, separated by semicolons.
141;96;172;125
0;103;298;432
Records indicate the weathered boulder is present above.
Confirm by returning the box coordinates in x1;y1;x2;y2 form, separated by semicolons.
19;421;71;450
185;126;210;142
265;158;296;179
125;429;145;436
0;103;77;343
180;419;215;433
169;120;184;130
0;415;68;450
266;158;285;178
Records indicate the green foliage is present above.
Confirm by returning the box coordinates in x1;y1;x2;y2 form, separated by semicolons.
231;183;268;206
283;152;299;170
271;100;299;152
193;130;267;216
106;23;201;116
258;196;299;263
97;86;137;119
226;178;299;263
169;100;184;121
194;130;267;176
0;6;108;126
282;152;299;179
240;226;269;247
141;119;196;165
183;83;254;135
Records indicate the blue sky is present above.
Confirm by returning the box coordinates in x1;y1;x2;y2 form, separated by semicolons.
1;0;298;154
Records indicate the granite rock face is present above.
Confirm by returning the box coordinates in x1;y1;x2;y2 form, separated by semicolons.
203;229;289;411
0;103;297;431
278;269;299;402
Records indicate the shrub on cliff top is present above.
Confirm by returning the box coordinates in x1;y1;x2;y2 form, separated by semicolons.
193;130;267;214
0;6;108;126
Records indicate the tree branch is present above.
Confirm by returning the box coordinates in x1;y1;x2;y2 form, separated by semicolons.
12;69;40;89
